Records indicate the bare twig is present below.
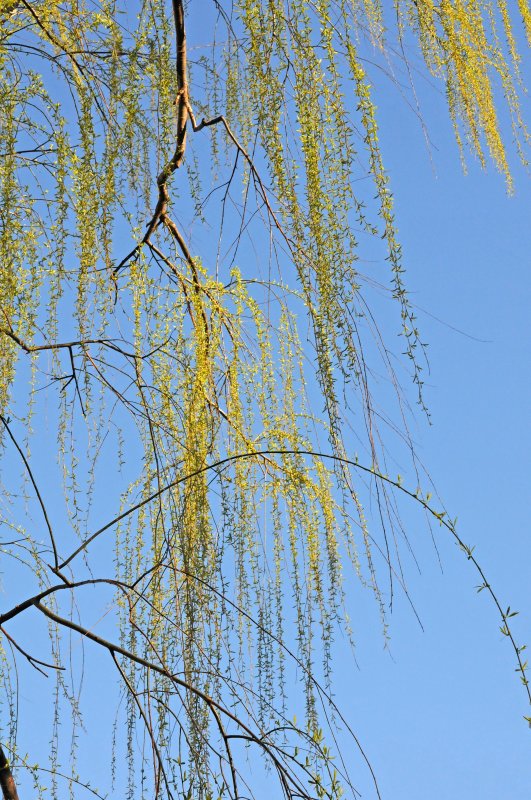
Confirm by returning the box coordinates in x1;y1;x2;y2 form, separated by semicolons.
0;414;62;576
1;626;65;677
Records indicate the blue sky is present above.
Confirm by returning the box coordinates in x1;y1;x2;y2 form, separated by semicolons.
325;41;531;798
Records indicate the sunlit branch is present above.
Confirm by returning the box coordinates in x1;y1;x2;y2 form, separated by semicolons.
0;745;19;800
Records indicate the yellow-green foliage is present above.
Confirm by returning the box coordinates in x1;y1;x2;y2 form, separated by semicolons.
0;1;528;797
398;0;529;187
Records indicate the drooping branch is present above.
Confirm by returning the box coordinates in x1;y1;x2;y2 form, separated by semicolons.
58;448;531;714
0;626;64;677
33;601;337;800
0;414;62;576
0;574;148;627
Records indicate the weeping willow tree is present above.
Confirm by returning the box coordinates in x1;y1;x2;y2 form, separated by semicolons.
0;1;529;798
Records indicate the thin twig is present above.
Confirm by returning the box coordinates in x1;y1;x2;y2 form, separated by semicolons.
0;626;65;677
0;413;62;575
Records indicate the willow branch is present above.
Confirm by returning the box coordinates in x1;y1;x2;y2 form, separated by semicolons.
58;448;531;713
18;0;109;123
0;323;136;358
113;0;189;270
112;653;172;800
0;413;61;575
0;573;155;626
1;625;64;677
34;601;307;779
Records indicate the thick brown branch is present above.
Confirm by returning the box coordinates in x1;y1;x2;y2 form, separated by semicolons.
0;575;150;626
171;0;188;172
113;1;193;278
0;745;19;800
0;325;135;358
141;0;188;242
